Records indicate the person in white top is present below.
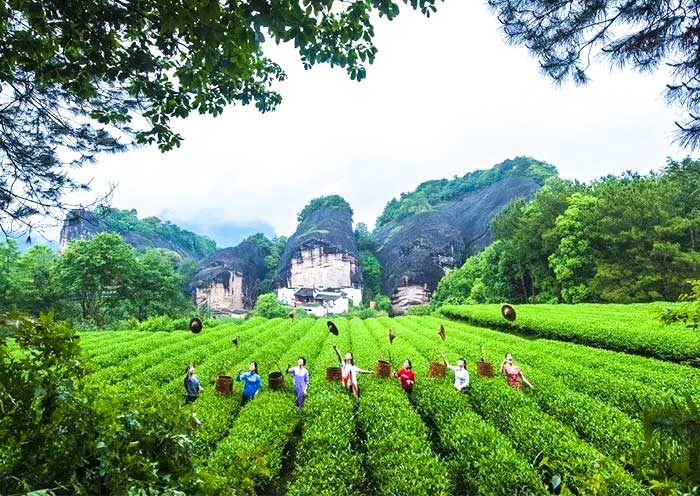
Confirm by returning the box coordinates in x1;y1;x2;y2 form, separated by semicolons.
442;353;470;393
332;344;372;399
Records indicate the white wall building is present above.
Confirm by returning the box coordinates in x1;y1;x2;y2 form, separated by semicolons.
277;287;363;316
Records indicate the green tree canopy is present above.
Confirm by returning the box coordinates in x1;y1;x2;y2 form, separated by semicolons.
432;159;700;306
1;0;442;234
55;233;138;324
7;245;59;315
133;249;191;320
246;233;287;294
0;239;20;309
253;292;289;319
354;222;376;252
297;195;353;223
94;207;217;260
487;0;700;148
359;252;383;303
548;193;598;303
431;241;513;305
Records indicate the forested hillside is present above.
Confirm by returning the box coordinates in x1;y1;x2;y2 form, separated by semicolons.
433;158;700;305
60;207;217;260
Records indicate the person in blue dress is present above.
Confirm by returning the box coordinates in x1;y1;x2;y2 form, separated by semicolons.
236;361;262;406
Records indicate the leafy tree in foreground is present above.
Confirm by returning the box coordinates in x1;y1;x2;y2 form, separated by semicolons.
0;313;203;494
487;0;700;148
659;279;700;329
1;0;442;234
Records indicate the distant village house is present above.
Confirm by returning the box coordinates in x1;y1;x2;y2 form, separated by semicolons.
278;287;362;317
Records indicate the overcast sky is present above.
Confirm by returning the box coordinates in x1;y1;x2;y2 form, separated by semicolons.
68;1;690;247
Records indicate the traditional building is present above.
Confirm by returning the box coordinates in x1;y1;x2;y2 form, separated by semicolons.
278;287;362;316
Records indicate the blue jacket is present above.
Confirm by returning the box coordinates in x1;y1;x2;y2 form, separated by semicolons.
237;371;262;398
185;374;201;398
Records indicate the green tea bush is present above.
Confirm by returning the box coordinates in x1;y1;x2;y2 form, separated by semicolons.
470;380;649;495
412;382;547;495
405;304;432;316
207;392;298;495
349;319;452;496
442;303;700;363
287;387;365;496
137;315;187;332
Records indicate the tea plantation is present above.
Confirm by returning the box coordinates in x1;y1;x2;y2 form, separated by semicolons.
73;309;700;495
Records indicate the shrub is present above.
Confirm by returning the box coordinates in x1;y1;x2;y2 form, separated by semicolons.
0;313;204;495
405;304;432;316
253;292;290;319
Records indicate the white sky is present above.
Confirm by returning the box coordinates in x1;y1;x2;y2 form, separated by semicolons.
69;0;689;246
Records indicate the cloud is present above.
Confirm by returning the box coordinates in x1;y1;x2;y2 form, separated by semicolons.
64;0;688;242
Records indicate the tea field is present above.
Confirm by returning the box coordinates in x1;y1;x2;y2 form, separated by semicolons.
441;303;699;364
79;310;700;495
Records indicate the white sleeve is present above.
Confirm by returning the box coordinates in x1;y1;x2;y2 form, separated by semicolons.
447;364;457;371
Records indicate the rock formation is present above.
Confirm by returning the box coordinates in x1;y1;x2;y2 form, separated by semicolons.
375;175;542;313
276;201;362;290
58;209;101;253
191;240;269;314
58;208;216;260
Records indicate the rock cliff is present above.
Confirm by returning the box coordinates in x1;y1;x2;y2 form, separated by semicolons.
375;158;555;313
276;198;362;290
191;240;269;314
58;207;216;260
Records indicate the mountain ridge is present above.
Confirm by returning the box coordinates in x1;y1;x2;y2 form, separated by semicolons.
55;156;555;312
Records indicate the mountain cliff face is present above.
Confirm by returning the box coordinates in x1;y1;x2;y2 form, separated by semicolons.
58;208;216;260
191;240;269;314
58;210;101;253
374;157;555;313
276;196;362;290
58;158;555;315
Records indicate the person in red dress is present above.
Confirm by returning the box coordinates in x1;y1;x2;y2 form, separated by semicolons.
394;359;415;394
500;353;534;391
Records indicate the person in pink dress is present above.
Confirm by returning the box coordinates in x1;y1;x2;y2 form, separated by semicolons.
500;353;534;391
